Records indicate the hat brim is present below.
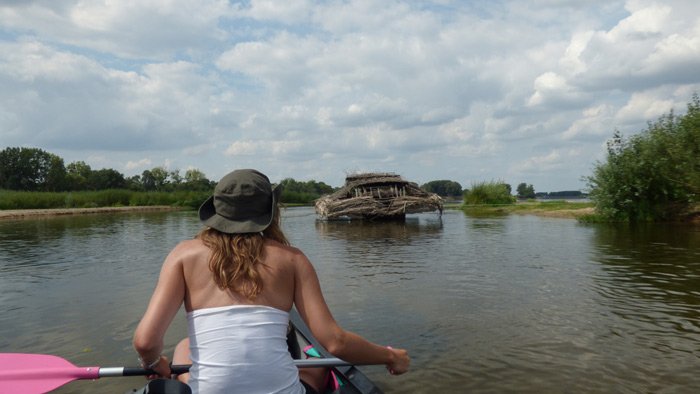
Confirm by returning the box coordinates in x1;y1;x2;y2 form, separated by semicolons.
199;185;281;234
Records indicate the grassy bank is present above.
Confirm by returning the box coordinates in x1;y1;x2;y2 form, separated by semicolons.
0;206;181;220
0;189;210;210
461;200;596;220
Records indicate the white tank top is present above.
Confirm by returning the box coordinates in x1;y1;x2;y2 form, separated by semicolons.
186;305;304;394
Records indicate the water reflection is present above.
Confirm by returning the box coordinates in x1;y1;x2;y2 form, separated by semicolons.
466;217;507;234
591;223;700;324
0;213;187;280
588;223;700;388
312;216;443;284
0;212;200;350
314;216;443;242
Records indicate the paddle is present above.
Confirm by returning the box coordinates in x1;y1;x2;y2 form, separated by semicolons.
0;353;352;394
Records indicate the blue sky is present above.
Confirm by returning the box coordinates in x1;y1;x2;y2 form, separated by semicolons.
2;0;699;192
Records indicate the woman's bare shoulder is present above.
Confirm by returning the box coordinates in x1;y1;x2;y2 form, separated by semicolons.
264;240;309;264
165;238;209;262
170;238;206;251
265;239;300;253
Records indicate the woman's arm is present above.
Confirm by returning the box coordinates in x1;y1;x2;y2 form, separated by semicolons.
292;251;410;375
133;242;188;376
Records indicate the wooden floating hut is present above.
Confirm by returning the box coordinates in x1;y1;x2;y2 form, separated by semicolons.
314;172;443;220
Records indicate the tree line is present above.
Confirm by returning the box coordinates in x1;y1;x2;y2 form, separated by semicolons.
0;147;341;206
0;148;537;200
0;147;215;192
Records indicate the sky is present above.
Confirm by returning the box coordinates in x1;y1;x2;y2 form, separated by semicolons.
1;0;699;192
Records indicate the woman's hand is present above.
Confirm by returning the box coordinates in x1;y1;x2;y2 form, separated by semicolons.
386;347;410;375
145;355;172;379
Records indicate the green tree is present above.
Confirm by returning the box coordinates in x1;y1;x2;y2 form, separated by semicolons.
422;180;463;197
586;94;700;221
65;161;92;190
278;178;335;203
126;175;143;191
141;170;156;191
169;169;182;189
0;147;66;191
149;167;169;191
44;154;66;191
516;183;536;199
183;169;213;191
87;168;126;190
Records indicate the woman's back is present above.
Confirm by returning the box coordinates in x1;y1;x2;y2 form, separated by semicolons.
178;237;299;313
175;237;306;393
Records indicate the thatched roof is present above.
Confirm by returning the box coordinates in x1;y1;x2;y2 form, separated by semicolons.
315;172;443;220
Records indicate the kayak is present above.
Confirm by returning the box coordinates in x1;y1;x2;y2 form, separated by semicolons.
288;308;384;394
129;309;384;394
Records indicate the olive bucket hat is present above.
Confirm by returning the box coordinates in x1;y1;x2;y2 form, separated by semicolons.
198;169;281;234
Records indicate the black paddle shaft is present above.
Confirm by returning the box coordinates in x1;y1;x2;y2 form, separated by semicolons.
121;365;190;377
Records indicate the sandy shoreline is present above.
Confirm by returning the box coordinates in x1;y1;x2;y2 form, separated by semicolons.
517;207;595;219
0;206;182;220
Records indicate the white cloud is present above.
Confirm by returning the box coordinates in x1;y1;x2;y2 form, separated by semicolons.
528;72;573;107
615;92;674;124
0;0;233;60
225;140;259;156
1;0;699;191
560;1;700;91
225;139;303;157
516;148;582;172
126;158;153;171
242;0;313;24
563;104;616;140
560;31;595;75
519;150;562;171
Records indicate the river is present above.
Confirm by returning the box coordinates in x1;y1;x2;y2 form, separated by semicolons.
1;207;699;393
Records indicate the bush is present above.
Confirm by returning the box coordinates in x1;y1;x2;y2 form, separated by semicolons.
463;181;515;205
586;94;700;221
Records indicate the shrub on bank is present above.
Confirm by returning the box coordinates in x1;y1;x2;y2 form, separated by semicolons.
463;181;515;205
586;94;700;222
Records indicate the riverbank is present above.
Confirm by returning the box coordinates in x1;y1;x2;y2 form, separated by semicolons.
458;201;700;222
514;206;595;219
0;206;182;220
458;201;596;220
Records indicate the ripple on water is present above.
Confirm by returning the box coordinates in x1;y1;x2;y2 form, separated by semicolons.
4;210;700;393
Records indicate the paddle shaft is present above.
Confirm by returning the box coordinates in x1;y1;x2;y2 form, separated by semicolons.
103;358;352;377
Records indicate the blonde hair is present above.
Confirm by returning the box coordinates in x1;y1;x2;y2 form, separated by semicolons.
197;205;288;299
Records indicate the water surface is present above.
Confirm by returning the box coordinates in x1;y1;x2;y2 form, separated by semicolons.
1;208;699;393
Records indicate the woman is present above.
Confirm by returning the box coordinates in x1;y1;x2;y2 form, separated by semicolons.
133;169;410;393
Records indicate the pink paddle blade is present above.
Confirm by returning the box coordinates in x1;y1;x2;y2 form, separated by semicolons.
0;353;99;394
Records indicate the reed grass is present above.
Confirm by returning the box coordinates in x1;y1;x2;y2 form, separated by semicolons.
0;189;210;210
463;181;515;205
